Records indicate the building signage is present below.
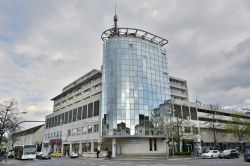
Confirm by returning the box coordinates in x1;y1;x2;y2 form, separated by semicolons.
49;139;62;145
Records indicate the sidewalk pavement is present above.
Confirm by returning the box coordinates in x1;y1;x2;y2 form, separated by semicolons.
78;154;197;161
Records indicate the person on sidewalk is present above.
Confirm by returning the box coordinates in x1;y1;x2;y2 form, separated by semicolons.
96;146;100;158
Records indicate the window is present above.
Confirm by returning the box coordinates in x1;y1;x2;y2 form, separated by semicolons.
88;103;93;118
61;113;64;125
73;109;77;122
69;110;72;123
55;116;58;126
72;128;77;136
82;105;87;119
58;114;61;125
51;117;55;127
88;126;92;133
190;107;197;120
94;101;99;116
82;127;87;134
65;112;68;124
182;106;189;120
154;138;157;151
82;143;91;152
77;107;82;120
93;124;99;132
67;129;71;136
193;127;199;134
77;128;81;135
184;127;191;133
174;104;182;118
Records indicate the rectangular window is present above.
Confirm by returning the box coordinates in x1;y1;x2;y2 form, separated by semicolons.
73;108;77;122
82;105;87;119
182;106;189;120
184;127;191;133
174;104;182;118
61;113;64;125
88;103;93;118
65;112;68;124
82;143;91;152
55;116;58;127
72;128;77;135
57;114;61;125
69;110;72;123
94;101;99;116
67;129;71;136
93;124;99;132
77;128;81;135
193;127;199;134
51;117;55;127
82;127;87;134
88;126;92;133
154;138;157;151
46;119;48;129
190;107;197;120
77;107;82;120
149;138;152;151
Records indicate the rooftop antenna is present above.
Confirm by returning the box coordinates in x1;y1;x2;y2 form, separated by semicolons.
113;1;118;34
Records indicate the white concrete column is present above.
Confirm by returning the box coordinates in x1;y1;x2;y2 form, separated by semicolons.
91;140;94;153
69;143;72;153
61;144;64;155
79;142;82;155
112;138;116;157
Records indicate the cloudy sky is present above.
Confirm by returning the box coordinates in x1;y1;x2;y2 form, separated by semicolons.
1;0;250;129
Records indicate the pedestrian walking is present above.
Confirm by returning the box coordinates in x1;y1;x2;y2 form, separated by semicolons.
96;148;100;158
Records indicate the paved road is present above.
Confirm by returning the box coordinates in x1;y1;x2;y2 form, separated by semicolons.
1;157;249;166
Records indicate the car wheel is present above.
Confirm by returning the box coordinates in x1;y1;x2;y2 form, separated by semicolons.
228;155;231;159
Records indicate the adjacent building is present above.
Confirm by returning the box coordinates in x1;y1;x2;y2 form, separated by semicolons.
13;124;44;147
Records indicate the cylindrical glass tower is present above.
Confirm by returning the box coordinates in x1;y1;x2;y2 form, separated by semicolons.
101;17;170;137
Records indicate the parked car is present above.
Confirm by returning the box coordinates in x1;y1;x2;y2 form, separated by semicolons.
202;150;220;159
244;149;250;162
219;149;239;159
50;152;62;158
69;152;79;158
36;152;43;159
37;152;51;160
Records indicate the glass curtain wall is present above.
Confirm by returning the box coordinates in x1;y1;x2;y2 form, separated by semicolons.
102;36;170;136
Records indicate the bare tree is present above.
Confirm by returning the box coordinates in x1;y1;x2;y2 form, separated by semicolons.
201;105;221;150
0;99;22;146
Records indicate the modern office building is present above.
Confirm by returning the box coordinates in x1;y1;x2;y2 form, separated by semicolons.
43;70;102;155
101;14;171;156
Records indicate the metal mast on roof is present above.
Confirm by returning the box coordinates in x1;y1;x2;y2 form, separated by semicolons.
113;2;118;35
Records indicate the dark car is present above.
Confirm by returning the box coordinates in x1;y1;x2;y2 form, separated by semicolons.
244;149;250;162
219;149;239;159
37;152;51;160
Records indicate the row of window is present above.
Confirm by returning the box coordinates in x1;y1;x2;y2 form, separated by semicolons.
67;124;99;136
45;131;62;140
46;100;100;129
55;84;101;108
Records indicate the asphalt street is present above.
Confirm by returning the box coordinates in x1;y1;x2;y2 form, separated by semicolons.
1;157;249;166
